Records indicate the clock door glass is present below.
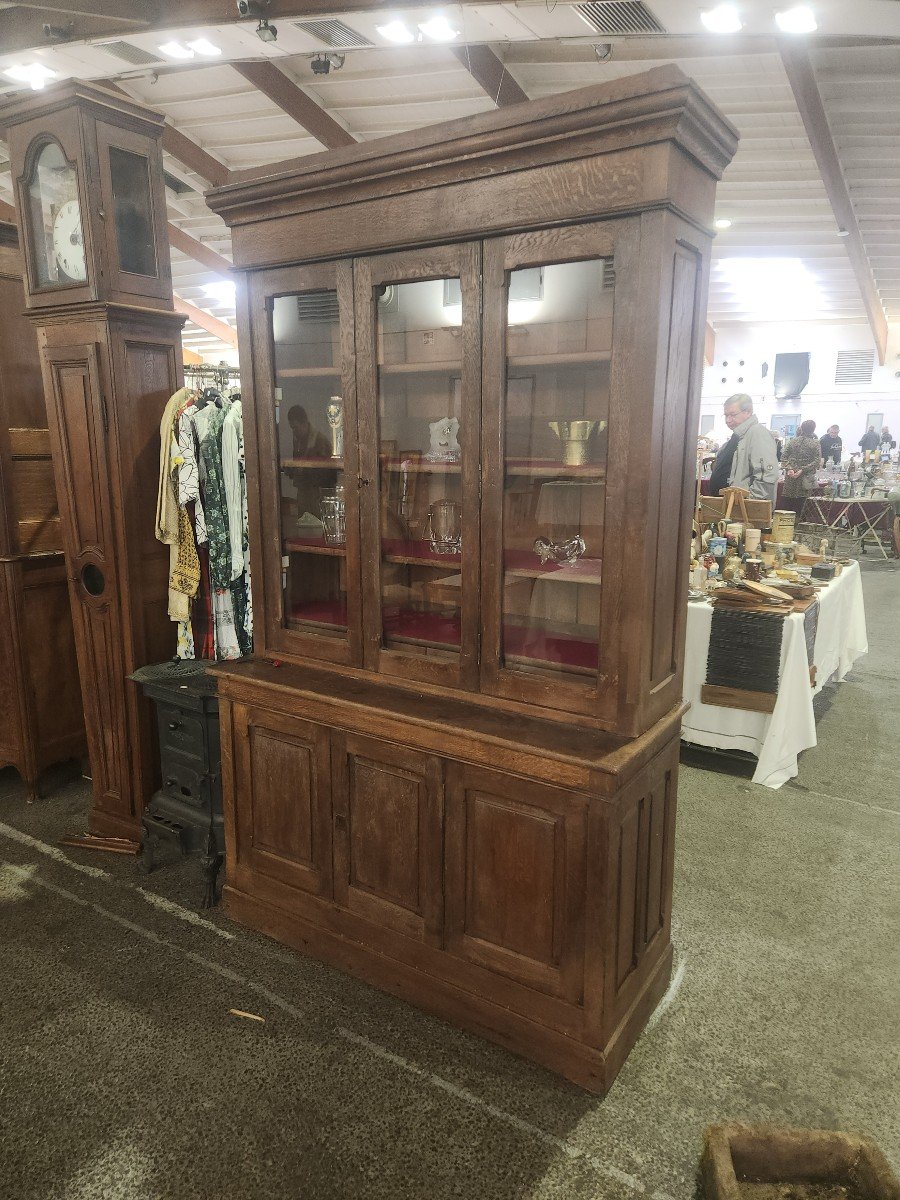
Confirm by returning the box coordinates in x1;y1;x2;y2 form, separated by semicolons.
109;147;156;277
26;140;85;287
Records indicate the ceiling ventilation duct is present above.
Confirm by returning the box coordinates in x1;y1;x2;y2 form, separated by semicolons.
97;41;162;66
293;19;374;49
834;349;875;386
574;2;666;35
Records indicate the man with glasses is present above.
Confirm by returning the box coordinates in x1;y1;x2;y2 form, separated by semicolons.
708;393;779;503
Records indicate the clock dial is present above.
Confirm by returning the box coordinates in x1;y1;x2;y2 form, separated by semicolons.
52;199;87;283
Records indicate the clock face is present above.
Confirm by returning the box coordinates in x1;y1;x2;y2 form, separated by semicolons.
52;199;87;283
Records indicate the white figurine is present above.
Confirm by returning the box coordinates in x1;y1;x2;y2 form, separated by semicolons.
426;416;460;462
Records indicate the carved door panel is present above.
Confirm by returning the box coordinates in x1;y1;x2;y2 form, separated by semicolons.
233;704;333;905
332;732;443;944
445;762;586;1003
42;342;132;820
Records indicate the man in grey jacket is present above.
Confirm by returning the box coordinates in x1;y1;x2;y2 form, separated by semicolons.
722;393;779;503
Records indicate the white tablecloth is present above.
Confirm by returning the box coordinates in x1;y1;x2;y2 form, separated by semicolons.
681;560;868;788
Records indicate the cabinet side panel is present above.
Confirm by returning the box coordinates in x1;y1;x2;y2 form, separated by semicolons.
649;245;700;685
0;566;25;767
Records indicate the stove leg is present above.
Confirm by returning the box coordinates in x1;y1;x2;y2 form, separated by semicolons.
200;828;223;909
141;827;159;874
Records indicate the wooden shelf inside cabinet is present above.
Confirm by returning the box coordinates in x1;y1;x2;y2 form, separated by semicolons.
281;456;344;470
505;556;603;585
508;350;611;368
276;366;341;378
284;535;345;557
505;459;606;479
380;457;461;474
381;538;460;568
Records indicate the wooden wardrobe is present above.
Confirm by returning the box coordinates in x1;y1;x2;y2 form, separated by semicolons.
0;220;84;801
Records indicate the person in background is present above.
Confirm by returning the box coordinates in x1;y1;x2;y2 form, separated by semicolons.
283;404;335;520
782;419;822;515
859;426;879;457
709;393;779;503
879;426;896;456
820;424;842;466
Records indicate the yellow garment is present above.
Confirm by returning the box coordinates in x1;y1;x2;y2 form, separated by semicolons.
156;387;198;620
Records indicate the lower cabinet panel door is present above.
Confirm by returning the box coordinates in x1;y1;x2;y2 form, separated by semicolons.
332;732;443;944
445;763;586;1003
234;704;333;900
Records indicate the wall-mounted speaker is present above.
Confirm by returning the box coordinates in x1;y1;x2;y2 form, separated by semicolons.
773;352;810;399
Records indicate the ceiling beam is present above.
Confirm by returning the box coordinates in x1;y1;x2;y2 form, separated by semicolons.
231;61;355;151
779;40;888;364
11;0;148;23
167;224;232;276
173;295;238;348
450;44;529;108
705;323;716;367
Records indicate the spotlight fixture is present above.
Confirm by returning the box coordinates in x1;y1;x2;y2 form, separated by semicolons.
715;217;733;229
310;52;345;75
3;62;58;90
775;6;817;33
159;40;195;59
700;5;743;34
255;18;277;43
42;21;74;41
417;15;459;42
593;42;613;62
376;19;415;45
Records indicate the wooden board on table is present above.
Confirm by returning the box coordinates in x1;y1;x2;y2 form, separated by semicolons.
698;496;772;530
700;684;777;714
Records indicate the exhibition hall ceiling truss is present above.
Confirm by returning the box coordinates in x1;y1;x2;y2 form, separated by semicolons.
1;1;898;362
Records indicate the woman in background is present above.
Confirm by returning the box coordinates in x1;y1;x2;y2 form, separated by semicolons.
782;419;822;516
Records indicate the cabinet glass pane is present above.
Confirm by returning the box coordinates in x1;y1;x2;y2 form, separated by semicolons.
109;147;156;276
271;290;346;637
500;259;612;683
376;278;464;660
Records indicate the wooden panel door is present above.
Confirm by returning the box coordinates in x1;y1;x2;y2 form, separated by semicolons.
332;733;443;944
232;704;333;906
445;763;586;1003
244;260;362;668
42;342;133;825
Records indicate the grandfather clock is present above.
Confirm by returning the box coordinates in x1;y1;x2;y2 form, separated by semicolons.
0;81;185;838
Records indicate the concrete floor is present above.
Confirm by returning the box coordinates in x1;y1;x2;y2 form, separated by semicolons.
0;561;897;1200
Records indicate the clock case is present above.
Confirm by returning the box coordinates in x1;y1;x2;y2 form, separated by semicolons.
3;81;172;312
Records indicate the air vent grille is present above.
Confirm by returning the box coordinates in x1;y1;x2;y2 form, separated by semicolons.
293;19;373;48
97;40;162;66
574;1;665;35
297;292;340;323
602;260;616;290
834;349;875;385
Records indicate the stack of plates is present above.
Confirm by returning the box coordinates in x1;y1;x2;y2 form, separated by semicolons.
706;607;786;695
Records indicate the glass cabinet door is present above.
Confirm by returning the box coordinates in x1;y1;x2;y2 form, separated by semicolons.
481;224;625;715
354;244;481;689
249;261;361;665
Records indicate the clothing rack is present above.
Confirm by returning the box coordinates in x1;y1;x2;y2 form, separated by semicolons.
184;362;241;394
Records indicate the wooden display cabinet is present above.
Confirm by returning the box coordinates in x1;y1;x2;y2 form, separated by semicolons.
207;66;738;1092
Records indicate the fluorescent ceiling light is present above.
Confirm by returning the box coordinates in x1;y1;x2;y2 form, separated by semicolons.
775;6;817;33
187;38;222;57
158;41;195;59
717;257;824;319
376;19;415;44
4;62;58;89
418;16;460;42
715;217;733;229
700;5;743;34
203;280;237;305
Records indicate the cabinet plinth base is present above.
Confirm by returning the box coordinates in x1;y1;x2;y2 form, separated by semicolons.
224;883;673;1094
